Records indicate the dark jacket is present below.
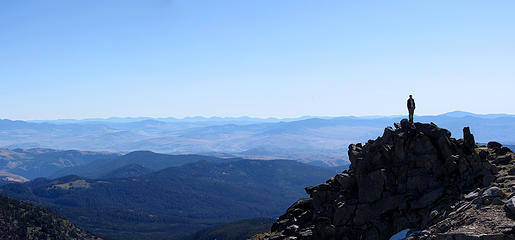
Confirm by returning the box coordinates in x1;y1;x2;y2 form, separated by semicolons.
407;98;415;110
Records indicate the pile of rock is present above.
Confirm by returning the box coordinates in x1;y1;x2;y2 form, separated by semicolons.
259;120;515;240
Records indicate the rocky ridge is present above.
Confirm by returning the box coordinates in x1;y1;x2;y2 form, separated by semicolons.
256;120;515;240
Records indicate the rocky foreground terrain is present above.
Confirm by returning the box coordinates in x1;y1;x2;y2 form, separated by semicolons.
254;120;515;240
0;194;101;240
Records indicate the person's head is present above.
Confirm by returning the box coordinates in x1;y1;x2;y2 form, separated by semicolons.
409;95;412;98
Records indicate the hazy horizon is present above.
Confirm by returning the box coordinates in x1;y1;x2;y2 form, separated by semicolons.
3;110;514;122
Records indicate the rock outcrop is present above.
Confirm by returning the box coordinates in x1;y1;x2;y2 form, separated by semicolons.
258;120;515;240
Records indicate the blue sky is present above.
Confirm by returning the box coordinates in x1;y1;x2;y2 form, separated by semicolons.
1;0;514;120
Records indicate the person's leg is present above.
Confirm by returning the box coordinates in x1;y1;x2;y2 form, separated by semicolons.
409;109;414;123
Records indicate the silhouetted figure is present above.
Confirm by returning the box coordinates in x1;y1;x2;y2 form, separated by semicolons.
407;95;415;123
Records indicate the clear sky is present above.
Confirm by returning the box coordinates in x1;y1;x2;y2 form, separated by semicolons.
1;0;514;120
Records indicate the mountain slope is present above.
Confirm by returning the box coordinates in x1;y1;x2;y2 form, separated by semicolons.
0;171;28;185
99;164;153;178
0;194;101;240
0;159;339;239
51;151;232;178
0;148;119;179
186;218;275;240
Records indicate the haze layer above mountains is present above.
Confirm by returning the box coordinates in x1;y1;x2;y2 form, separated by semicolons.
1;112;514;166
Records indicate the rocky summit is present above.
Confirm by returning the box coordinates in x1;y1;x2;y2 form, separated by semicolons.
256;120;515;240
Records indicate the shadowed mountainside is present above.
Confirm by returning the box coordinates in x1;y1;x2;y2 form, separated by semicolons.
0;194;101;240
99;164;153;179
185;218;275;240
0;159;342;240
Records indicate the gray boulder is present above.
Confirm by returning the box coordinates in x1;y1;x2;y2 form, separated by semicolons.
482;187;504;198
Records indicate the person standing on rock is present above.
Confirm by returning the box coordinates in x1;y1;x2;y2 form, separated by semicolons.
407;95;415;123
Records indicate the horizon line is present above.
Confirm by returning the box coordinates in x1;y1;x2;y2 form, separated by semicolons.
4;110;515;122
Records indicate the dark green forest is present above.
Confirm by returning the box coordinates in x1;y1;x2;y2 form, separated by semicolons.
1;159;341;239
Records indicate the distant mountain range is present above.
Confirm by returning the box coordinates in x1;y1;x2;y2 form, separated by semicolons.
50;151;232;179
27;115;330;124
0;148;119;180
0;159;342;240
0;147;344;183
1;112;514;165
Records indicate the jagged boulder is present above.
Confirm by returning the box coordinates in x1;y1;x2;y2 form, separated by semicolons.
260;121;515;240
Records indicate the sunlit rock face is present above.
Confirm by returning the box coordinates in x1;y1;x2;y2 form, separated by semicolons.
260;120;515;240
